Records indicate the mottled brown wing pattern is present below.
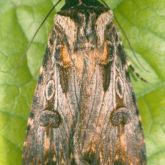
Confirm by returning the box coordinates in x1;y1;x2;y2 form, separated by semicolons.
23;1;146;165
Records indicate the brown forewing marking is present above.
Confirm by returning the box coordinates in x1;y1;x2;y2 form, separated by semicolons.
98;42;110;65
96;12;117;92
53;35;71;93
60;43;72;68
59;66;70;93
102;62;111;92
95;11;113;46
96;42;114;91
110;107;131;126
39;110;61;128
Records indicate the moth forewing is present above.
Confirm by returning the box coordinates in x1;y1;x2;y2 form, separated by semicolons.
23;0;146;164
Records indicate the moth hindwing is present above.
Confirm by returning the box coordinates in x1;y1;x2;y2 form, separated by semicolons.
23;0;146;164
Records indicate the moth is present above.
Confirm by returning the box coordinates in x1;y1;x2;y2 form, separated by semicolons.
23;0;147;164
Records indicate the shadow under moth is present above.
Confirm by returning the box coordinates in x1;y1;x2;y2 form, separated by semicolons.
23;0;147;164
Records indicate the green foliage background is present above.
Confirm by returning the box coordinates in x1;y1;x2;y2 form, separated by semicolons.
0;0;165;164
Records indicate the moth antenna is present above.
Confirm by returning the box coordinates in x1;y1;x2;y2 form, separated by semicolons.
3;0;62;73
25;0;62;53
100;0;109;7
100;0;148;72
114;16;148;72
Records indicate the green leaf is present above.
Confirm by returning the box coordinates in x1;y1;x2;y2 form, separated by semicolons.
0;0;164;164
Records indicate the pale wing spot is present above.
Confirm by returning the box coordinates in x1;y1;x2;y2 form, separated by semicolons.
45;80;55;101
116;76;124;99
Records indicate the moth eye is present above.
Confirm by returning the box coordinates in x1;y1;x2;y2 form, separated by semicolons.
45;80;55;100
110;107;131;126
39;110;61;128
